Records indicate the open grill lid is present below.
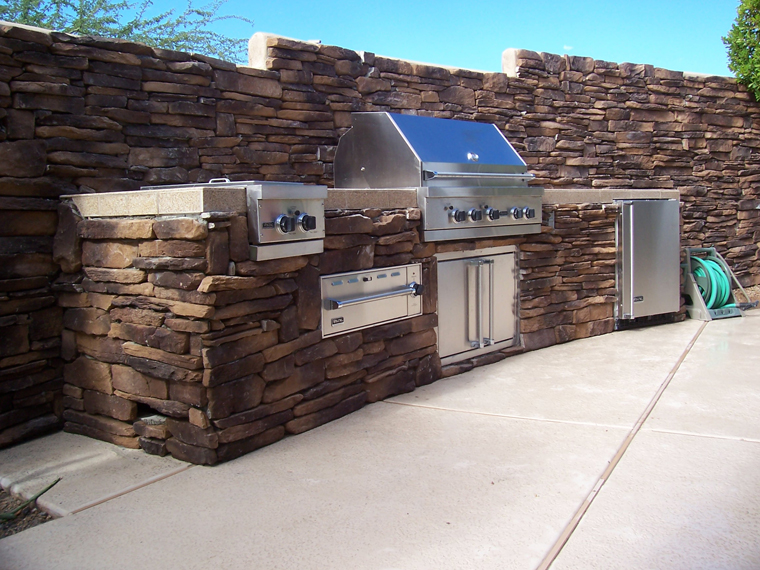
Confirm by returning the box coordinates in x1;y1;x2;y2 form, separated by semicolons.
334;112;533;189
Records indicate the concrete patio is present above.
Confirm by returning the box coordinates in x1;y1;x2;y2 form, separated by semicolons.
1;312;758;570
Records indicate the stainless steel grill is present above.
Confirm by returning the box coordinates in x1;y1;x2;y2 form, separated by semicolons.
334;112;543;242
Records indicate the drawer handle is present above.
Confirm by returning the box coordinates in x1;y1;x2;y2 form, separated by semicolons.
327;282;423;310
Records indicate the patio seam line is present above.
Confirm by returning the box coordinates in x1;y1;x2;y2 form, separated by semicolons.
535;319;709;570
644;428;760;444
381;400;631;431
50;464;196;517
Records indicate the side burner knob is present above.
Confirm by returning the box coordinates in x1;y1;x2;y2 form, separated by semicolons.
523;207;536;219
276;214;297;234
510;207;523;220
468;208;483;222
451;209;467;223
298;213;317;231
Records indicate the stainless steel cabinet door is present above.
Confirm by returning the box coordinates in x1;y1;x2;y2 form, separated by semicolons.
437;251;516;360
617;199;680;319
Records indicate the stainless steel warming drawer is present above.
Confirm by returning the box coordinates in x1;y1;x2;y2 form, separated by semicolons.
320;264;423;338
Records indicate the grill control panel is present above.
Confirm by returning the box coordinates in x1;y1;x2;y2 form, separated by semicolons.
420;192;543;242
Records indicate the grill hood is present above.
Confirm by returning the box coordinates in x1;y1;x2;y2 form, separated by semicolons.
334;112;533;189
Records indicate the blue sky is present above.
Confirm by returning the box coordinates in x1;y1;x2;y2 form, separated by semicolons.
170;0;737;76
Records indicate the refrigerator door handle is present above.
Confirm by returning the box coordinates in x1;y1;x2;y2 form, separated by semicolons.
485;259;494;346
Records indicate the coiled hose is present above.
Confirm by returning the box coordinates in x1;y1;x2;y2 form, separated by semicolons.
690;256;733;309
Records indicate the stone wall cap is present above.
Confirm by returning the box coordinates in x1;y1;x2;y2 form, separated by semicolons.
63;187;247;218
542;188;680;205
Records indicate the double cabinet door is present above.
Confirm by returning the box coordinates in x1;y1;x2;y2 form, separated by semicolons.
436;247;517;363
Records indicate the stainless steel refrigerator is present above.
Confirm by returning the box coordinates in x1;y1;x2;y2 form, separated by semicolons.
616;199;681;319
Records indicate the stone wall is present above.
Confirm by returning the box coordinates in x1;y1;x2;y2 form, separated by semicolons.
58;206;440;464
0;21;754;449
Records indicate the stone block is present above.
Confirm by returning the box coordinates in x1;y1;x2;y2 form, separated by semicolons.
138;240;205;258
212;394;302;430
206;230;230;275
415;353;442;387
132;257;207;271
261;354;295;382
278;305;299;343
0;140;46;177
168;380;206;407
83;268;147;283
64;421;139;449
109;322;189;354
81;241;139;269
75;333;125;364
115;390;190;418
319;245;374;274
79;219;155;240
216;426;285;463
325;214;373;235
285;391;366;434
189;408;210;429
262;360;326;404
386;329;437;356
110;307;165;327
53;202;82;273
202;353;265;387
166;418;218;448
296;264;321;331
228;215;249;262
363;367;416;403
294;384;364;417
133;416;170;439
125;356;203;383
111;365;167;399
202;330;278;368
236;256;309;276
197;275;272;292
83;389;138;421
153;218;208;240
64;356;112;394
139;437;168;456
63;409;135;436
217;409;292;444
122;342;201;370
165;437;217;465
294;339;338;366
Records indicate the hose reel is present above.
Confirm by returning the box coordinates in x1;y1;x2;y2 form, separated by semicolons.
682;248;757;320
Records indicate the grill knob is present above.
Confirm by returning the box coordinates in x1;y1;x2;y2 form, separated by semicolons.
298;213;317;231
523;207;536;219
451;209;467;223
486;208;500;221
468;208;483;222
276;214;297;234
510;207;523;220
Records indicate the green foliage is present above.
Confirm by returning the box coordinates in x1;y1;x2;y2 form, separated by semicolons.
724;0;760;100
0;0;253;63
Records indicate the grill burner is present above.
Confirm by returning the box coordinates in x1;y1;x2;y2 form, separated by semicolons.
334;112;543;242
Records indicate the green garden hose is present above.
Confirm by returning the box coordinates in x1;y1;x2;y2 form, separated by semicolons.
690;255;734;309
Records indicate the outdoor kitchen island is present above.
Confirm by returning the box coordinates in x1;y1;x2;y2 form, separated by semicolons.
55;178;678;465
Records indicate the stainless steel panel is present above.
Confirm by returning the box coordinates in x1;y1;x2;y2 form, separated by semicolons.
248;197;325;245
321;264;422;338
249;239;323;261
616;199;680;319
436;246;517;362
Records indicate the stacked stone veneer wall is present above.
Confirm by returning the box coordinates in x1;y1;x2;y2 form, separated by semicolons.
0;21;756;449
57;202;620;464
59;207;441;464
